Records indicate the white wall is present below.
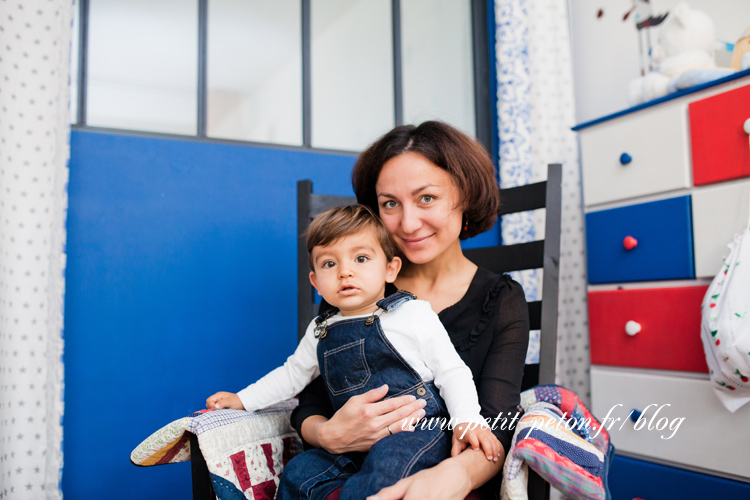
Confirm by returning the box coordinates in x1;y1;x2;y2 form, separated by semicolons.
568;0;750;124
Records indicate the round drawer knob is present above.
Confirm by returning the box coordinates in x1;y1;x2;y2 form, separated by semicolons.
416;387;426;396
619;153;633;165
744;118;750;134
623;235;638;250
625;320;642;336
629;409;642;422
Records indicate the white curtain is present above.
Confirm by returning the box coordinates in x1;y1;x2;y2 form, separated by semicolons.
0;1;72;498
495;0;590;404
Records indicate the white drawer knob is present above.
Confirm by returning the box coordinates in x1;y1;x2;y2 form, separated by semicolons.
744;118;750;135
625;320;641;336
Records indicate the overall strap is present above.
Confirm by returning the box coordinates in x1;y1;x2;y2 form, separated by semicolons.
314;307;339;324
313;307;339;339
376;290;417;312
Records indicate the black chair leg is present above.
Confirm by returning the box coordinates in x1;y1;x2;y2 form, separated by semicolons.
527;468;550;500
190;433;215;500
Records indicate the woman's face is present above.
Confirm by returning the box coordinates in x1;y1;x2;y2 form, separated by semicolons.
375;152;464;265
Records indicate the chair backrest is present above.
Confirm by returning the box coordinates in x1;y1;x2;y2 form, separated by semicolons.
296;181;357;341
296;163;562;387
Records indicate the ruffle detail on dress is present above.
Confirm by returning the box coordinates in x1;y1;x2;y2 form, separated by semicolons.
452;275;506;351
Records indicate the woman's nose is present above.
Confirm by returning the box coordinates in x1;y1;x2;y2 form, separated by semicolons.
400;205;421;233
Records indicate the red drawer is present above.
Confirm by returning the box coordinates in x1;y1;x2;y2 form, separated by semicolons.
588;286;709;372
689;83;750;185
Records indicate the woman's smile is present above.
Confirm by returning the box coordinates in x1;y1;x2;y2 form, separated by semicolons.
399;234;435;248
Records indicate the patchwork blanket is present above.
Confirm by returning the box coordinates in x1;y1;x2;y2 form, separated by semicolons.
131;386;613;500
130;400;302;499
501;385;615;500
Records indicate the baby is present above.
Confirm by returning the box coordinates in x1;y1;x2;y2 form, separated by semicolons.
207;205;499;500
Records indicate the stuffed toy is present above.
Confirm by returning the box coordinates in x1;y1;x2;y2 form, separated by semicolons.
628;2;735;105
731;27;750;71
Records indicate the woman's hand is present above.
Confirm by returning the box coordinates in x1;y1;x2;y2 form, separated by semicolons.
206;391;244;410
307;384;427;454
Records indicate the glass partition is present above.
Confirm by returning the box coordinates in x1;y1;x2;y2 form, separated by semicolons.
401;0;475;136
87;0;198;135
207;0;302;145
311;0;394;151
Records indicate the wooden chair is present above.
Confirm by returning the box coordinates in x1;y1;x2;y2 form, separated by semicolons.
295;163;562;499
190;163;562;499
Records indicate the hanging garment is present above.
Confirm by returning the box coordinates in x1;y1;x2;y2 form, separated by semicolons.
700;203;750;412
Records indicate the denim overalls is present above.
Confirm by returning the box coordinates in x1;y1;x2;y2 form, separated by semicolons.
277;291;452;500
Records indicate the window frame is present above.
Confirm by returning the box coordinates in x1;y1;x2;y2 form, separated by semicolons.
72;0;495;157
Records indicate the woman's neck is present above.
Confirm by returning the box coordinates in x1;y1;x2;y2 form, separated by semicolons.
395;242;477;312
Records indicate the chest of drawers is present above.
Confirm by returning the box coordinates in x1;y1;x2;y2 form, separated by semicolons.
575;69;750;496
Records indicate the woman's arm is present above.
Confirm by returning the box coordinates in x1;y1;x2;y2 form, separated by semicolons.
477;277;530;454
372;278;528;500
369;447;504;500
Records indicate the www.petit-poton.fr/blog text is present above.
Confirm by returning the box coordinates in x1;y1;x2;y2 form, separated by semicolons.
401;403;685;441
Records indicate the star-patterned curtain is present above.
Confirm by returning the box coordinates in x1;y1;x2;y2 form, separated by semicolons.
0;1;73;498
495;0;591;406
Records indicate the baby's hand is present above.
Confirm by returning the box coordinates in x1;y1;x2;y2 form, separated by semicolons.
451;423;500;462
206;391;244;410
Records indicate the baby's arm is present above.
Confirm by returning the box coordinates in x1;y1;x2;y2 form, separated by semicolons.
205;322;319;412
410;301;500;461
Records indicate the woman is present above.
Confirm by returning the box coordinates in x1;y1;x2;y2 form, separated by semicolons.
290;121;530;500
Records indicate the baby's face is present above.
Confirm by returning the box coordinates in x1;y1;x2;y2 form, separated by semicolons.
309;228;401;316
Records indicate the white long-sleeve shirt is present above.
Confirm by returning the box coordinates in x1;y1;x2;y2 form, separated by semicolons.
237;299;485;426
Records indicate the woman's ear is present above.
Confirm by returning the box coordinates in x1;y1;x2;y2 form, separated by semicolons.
385;256;402;283
309;271;319;292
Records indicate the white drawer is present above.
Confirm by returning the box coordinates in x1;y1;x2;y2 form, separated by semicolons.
580;103;691;206
692;179;750;277
590;366;750;480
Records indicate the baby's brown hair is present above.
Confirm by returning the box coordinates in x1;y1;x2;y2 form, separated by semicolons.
306;205;399;270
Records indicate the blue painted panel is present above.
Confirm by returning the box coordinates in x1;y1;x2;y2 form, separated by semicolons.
608;456;750;500
63;130;500;499
586;196;695;284
63;131;356;499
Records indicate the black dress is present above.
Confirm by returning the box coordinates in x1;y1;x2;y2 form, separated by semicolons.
291;267;530;457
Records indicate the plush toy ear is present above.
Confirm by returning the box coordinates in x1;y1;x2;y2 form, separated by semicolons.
671;2;689;27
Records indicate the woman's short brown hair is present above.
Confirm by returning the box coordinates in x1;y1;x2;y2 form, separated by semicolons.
306;205;399;270
351;121;500;239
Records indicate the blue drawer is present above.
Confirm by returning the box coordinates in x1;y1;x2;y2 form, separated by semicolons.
586;196;695;284
608;455;750;500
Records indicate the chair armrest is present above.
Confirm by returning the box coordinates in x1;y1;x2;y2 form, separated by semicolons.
131;400;303;499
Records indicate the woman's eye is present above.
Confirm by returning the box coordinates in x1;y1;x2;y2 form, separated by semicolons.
382;200;397;209
355;255;369;263
419;195;435;203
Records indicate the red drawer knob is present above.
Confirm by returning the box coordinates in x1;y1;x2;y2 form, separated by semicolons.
625;320;641;336
623;235;638;250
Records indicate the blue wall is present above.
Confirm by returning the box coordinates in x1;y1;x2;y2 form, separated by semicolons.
62;130;499;498
63;131;357;498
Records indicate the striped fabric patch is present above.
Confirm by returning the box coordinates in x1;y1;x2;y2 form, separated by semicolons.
513;404;611;500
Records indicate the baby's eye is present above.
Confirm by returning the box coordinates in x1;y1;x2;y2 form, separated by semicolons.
355;255;369;263
419;195;435;203
382;200;398;209
322;261;336;269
